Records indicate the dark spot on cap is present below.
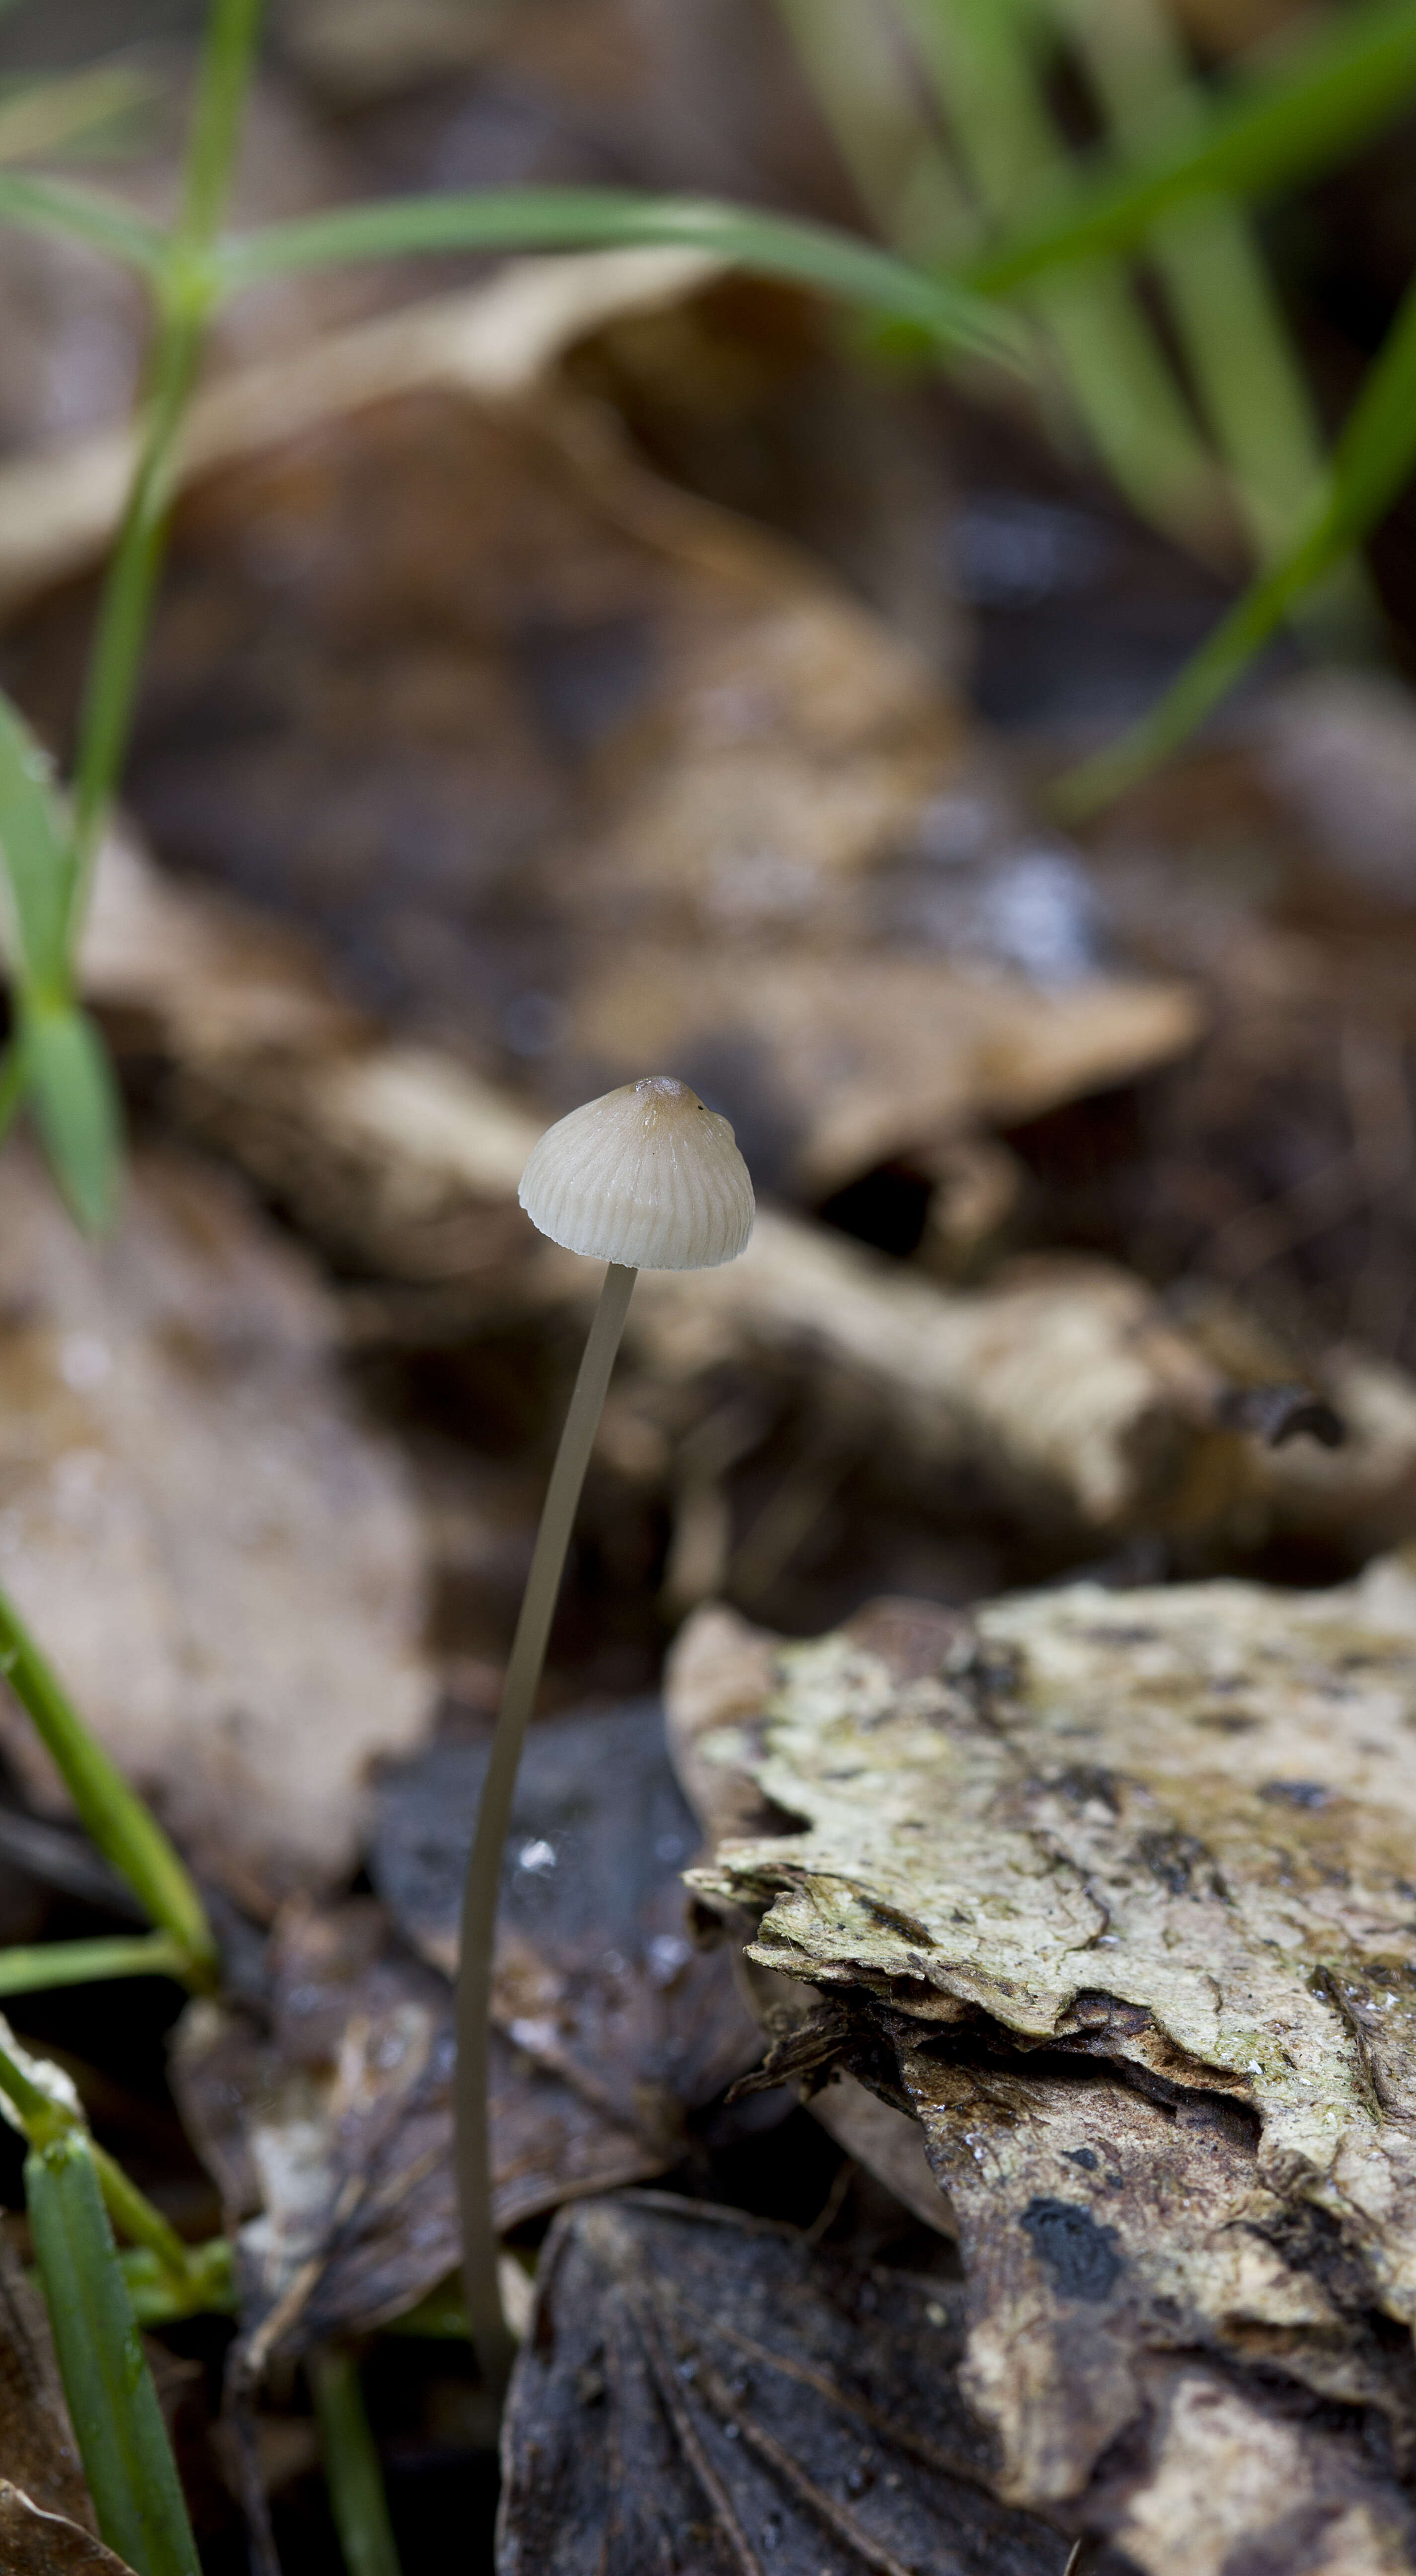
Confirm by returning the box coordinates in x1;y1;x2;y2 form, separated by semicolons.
1022;2197;1123;2303
1063;2147;1098;2171
1259;1780;1333;1811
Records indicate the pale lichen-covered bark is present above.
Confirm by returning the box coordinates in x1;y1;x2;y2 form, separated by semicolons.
673;1568;1416;2565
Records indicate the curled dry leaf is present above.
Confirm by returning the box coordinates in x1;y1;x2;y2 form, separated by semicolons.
671;1571;1416;2565
0;1143;430;1911
172;1701;761;2357
500;2191;1065;2576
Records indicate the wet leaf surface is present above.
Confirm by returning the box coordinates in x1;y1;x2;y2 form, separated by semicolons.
499;2190;1067;2576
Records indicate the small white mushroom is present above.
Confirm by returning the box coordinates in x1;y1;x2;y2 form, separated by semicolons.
456;1075;754;2392
518;1075;754;1271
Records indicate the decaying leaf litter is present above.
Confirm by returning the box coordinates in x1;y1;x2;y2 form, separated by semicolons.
671;1578;1416;2567
6;5;1416;2571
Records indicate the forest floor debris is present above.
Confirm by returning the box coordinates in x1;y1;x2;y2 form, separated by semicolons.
670;1573;1416;2565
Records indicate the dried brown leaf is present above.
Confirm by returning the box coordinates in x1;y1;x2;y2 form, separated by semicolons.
0;2488;135;2576
574;943;1200;1196
0;270;1203;1213
0;1143;430;1910
173;1702;762;2353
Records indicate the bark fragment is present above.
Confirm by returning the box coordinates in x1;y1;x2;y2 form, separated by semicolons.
672;1567;1416;2562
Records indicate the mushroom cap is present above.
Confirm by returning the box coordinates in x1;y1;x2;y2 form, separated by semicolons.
518;1076;754;1271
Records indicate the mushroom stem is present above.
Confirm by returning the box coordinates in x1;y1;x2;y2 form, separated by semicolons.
454;1259;638;2400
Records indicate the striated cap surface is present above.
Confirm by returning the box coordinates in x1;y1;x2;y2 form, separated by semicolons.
519;1076;754;1271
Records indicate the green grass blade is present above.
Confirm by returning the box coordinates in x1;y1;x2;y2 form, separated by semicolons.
0;701;125;1226
0;1043;23;1148
177;0;266;246
1030;258;1227;552
898;0;1228;554
22;998;123;1236
1053;270;1416;814
65;0;259;912
0;169;164;270
771;0;978;260
0;1584;217;1981
0;2016;205;2300
1048;0;1327;562
0;1933;187;1998
27;2128;200;2576
973;0;1416;297
122;2239;235;2328
0;693;71;990
68;316;204;884
0;63;157;169
88;2145;193;2289
217;185;1025;362
311;2347;404;2576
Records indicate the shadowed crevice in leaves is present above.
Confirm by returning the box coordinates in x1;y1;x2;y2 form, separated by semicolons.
498;2191;1068;2576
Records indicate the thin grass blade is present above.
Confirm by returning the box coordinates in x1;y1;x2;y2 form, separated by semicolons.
973;0;1416;295
0;1932;186;1998
311;2346;404;2576
22;998;123;1236
0;169;164;269
122;2239;235;2328
1048;0;1327;560
1053;272;1416;813
0;63;157;169
897;0;1230;556
217;185;1025;361
771;0;977;260
0;1582;217;1979
26;2128;200;2576
0;692;72;991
